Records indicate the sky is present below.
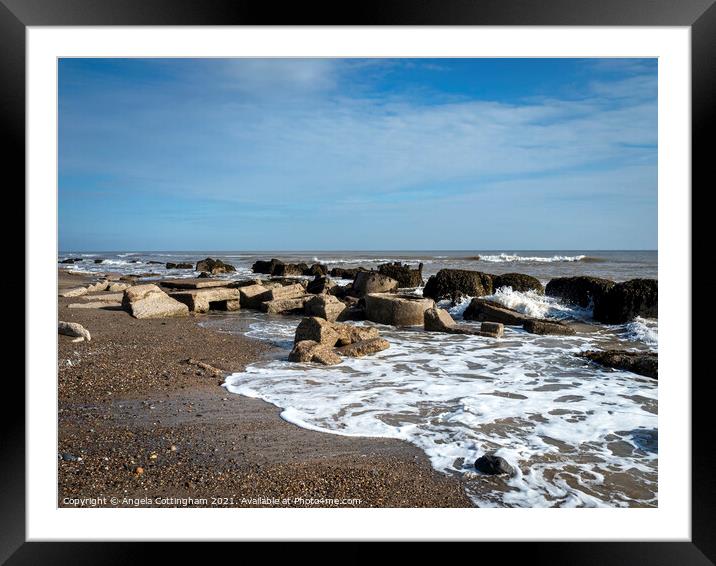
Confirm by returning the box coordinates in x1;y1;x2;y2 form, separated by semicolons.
58;58;658;251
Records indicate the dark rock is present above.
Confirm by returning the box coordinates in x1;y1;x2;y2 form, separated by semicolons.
592;279;658;324
197;272;211;278
329;267;368;280
166;262;194;269
274;262;309;277
422;269;493;303
94;259;104;264
147;260;163;265
480;322;504;338
195;257;236;274
378;262;424;288
305;263;328;277
306;276;335;295
60;453;79;462
474;453;515;475
578;349;658;379
60;258;82;264
463;298;530;325
492;273;544;294
545;276;615;308
336;305;366;321
251;258;284;275
352;272;399;297
523;319;575;335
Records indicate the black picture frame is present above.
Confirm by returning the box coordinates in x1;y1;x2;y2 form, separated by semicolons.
6;0;711;562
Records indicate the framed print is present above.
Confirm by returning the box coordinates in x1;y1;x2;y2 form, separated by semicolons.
6;0;712;562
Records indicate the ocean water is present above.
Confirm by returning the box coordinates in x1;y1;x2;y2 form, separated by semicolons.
60;250;658;507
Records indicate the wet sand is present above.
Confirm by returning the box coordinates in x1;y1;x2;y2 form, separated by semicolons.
58;270;472;507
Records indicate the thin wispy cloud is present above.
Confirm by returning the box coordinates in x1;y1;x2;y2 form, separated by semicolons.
59;58;657;251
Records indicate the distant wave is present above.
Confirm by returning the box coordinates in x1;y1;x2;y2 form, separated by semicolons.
473;253;594;263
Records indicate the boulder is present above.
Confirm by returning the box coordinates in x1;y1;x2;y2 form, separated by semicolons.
336;305;366;322
474;453;515;476
197;272;210;278
545;276;615;308
463;298;531;325
59;286;88;298
165;262;194;269
365;293;435;326
294;317;380;347
492;273;544;294
195;257;236;274
424;307;458;332
171;287;241;313
336;338;390;358
578;349;658;379
288;340;342;366
258;283;306;303
58;321;91;342
260;296;311;315
305;263;328;277
122;284;189;319
523;319;575;335
93;258;104;264
377;262;424;288
273;262;308;277
592;279;658;324
238;284;270;309
422;269;493;303
304;295;347;322
251;258;283;275
306;276;336;295
424;307;502;337
480;322;504;338
352;272;399;297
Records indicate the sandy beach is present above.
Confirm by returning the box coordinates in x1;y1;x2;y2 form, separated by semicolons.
58;270;472;508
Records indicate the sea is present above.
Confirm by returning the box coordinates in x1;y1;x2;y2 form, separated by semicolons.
60;250;658;508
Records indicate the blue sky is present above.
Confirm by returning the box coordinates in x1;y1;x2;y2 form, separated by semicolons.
58;58;657;251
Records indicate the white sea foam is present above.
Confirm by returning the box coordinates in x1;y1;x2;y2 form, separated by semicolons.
223;315;658;508
482;287;592;320
479;253;587;263
623;317;658;349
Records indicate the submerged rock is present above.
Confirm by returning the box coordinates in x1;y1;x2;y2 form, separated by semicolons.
474;453;515;476
329;267;368;280
463;298;530;325
377;262;424;288
165;262;194;269
578;349;658;379
492;273;544;294
422;269;493;303
336;338;390;358
592;279;657;324
289;340;342;366
545;276;614;308
523;318;575;336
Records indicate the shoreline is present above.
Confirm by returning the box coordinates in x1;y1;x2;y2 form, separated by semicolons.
58;270;473;508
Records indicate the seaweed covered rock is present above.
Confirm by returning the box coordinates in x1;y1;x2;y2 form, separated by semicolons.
578;349;657;379
474;453;515;476
492;273;544;294
377;262;424;288
592;279;658;324
422;269;493;303
195;257;236;274
545;276;614;308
